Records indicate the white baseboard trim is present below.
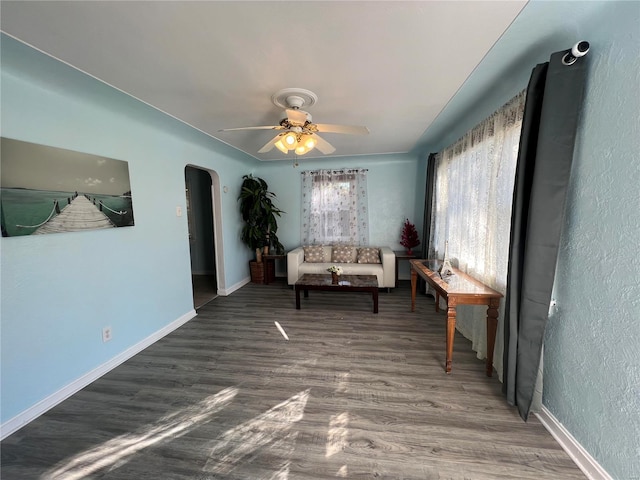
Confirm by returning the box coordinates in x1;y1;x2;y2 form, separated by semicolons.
0;309;197;440
218;276;250;296
535;407;612;480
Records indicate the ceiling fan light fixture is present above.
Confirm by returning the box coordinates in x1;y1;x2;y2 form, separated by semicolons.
222;88;367;157
303;135;317;150
283;132;297;149
274;139;288;154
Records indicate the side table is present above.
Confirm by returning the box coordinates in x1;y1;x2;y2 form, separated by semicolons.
393;250;416;286
263;254;286;284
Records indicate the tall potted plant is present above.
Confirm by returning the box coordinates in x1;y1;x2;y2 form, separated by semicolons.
238;174;285;283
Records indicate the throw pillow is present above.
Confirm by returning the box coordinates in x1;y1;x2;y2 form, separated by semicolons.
303;245;325;263
357;247;381;264
331;245;355;263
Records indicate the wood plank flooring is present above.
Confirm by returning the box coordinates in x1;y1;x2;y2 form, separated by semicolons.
1;280;585;479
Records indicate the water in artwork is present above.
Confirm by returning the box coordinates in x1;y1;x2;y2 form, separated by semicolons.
1;187;134;237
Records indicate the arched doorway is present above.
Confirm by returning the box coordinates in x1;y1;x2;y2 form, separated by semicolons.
184;165;224;308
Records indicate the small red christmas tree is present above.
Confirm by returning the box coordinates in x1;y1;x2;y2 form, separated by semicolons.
400;218;420;254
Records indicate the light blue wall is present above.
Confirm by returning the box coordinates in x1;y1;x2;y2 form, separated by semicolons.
418;2;640;478
0;36;256;425
256;154;423;258
544;3;640;480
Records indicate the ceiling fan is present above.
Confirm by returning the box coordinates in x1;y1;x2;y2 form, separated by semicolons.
219;88;369;156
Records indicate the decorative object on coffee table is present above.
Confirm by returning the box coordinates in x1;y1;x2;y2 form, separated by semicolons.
327;265;343;284
400;218;420;255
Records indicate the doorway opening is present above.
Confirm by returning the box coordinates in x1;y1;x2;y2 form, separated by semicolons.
185;165;224;308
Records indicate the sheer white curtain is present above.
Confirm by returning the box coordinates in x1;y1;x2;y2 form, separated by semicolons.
430;91;525;380
301;168;369;245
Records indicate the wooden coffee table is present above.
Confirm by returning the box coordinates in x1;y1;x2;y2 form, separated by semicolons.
295;274;379;313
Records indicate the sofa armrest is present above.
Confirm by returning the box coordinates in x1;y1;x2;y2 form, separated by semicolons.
379;247;396;288
287;247;305;285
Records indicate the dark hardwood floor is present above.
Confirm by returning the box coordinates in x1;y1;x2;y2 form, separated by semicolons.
1;280;585;479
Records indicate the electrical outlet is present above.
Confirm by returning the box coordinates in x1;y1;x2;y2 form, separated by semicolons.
102;326;112;343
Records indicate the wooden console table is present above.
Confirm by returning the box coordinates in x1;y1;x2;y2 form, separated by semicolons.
410;259;503;376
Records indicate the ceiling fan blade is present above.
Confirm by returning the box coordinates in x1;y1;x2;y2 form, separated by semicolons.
257;134;284;153
314;124;369;135
313;134;336;155
286;108;308;125
219;125;284;132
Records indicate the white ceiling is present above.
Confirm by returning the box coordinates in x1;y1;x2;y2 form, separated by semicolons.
0;1;528;161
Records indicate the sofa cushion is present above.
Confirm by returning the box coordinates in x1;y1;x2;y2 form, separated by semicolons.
303;245;325;263
357;247;381;264
331;245;355;263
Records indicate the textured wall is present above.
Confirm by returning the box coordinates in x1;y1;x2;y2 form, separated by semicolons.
543;3;640;479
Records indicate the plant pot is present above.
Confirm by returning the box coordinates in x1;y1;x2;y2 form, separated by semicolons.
249;260;265;284
331;272;339;284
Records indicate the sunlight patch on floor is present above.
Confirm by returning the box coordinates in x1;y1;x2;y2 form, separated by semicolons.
326;412;349;458
42;387;238;480
335;372;350;393
202;389;310;476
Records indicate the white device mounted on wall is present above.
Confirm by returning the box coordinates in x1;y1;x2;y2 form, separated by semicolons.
562;41;590;66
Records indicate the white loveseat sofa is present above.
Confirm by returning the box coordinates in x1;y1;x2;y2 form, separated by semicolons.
287;245;396;288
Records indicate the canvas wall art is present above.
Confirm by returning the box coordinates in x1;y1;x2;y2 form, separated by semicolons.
1;137;135;237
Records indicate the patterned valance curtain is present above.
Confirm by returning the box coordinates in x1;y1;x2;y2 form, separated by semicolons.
429;91;526;381
301;168;369;245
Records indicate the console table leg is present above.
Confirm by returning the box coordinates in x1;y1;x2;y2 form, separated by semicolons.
295;287;301;310
485;298;500;377
446;304;457;374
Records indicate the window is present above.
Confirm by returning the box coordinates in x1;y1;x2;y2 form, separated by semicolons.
429;91;525;379
301;168;369;245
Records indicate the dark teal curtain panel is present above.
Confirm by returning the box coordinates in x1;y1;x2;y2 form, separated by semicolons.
421;153;437;259
503;47;589;420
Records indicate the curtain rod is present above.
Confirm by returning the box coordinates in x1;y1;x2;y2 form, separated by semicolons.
300;168;368;176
